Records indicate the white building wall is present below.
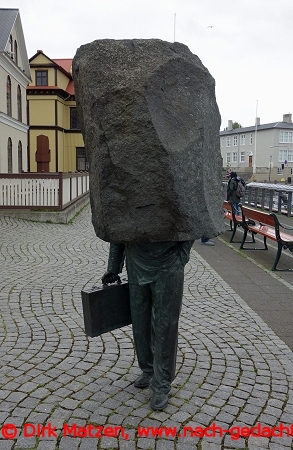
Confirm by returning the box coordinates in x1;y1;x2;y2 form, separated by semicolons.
0;120;28;173
0;10;30;173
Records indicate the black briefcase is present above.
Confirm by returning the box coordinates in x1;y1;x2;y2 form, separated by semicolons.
81;279;132;337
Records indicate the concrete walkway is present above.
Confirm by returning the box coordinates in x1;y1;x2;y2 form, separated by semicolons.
195;215;293;350
0;204;293;450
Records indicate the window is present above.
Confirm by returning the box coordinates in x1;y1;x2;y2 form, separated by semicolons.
36;70;48;86
18;141;22;173
240;134;246;146
233;135;238;146
226;152;231;164
226;137;231;147
70;108;80;129
76;147;89;171
240;151;245;162
250;133;253;145
277;167;283;175
279;150;287;162
14;40;18;65
9;35;13;53
6;76;11;116
8;138;12;173
221;137;225;147
17;85;22;122
232;152;237;163
279;131;293;143
278;150;293;162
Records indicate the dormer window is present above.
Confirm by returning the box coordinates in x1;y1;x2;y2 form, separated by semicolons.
8;138;12;173
18;141;23;173
6;76;12;116
36;70;48;86
17;85;22;122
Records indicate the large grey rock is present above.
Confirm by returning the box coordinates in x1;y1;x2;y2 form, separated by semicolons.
72;39;225;242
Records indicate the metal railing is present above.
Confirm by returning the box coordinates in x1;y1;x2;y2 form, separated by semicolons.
0;172;89;210
223;181;293;218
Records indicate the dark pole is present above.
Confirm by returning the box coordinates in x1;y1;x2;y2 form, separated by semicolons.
269;155;272;182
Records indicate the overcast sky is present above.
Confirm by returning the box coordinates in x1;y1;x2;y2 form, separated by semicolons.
2;0;293;129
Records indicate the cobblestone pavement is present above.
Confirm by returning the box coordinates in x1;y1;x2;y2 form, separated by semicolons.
1;204;293;450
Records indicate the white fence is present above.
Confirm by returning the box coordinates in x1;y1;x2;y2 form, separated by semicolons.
0;172;89;210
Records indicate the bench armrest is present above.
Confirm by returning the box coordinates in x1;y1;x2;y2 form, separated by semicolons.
279;222;293;231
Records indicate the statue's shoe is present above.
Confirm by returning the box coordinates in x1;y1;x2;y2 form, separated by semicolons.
134;372;153;388
150;391;169;411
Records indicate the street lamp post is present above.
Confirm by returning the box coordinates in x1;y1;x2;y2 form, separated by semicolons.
253;102;258;174
269;155;272;182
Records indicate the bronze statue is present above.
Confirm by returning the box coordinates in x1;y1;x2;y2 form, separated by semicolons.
102;241;194;410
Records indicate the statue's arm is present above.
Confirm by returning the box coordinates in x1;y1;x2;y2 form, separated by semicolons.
101;243;125;284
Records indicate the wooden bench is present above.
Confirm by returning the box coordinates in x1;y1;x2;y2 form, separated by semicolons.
223;201;245;243
240;205;293;271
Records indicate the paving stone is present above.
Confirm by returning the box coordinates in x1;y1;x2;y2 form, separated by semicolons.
136;437;156;449
156;440;180;450
8;406;30;418
0;441;15;450
59;399;81;410
170;411;191;422
79;438;101;449
247;436;271;448
116;441;136;450
14;436;37;449
58;436;80;449
36;442;58;450
269;443;292;450
258;413;277;426
201;442;221;450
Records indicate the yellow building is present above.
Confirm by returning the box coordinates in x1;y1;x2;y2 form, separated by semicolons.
27;50;86;173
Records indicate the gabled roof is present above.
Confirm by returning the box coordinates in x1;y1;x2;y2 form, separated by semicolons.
0;8;18;51
29;51;75;96
220;121;293;135
66;80;75;95
30;51;73;77
0;8;31;80
53;59;75;93
53;58;72;75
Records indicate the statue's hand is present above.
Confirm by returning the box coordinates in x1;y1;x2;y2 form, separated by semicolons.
101;272;121;285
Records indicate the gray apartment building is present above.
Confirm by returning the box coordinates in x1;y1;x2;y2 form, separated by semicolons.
220;114;293;183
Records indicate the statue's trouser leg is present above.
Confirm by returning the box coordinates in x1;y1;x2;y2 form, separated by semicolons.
129;283;154;376
129;268;184;394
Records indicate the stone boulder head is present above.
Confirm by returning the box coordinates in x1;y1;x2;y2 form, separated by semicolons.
72;39;225;242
